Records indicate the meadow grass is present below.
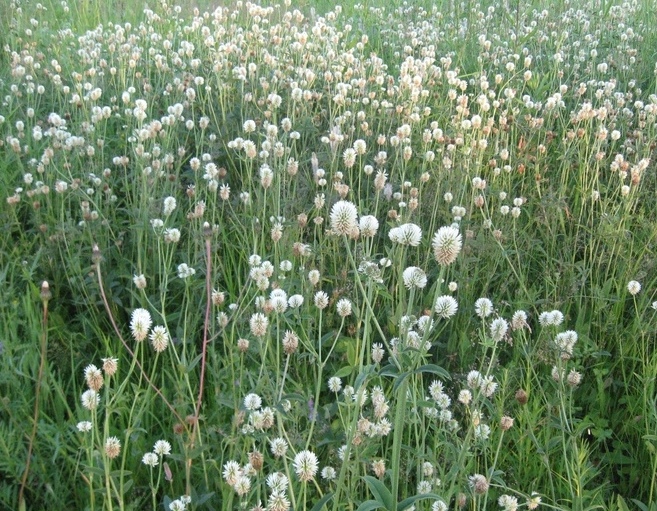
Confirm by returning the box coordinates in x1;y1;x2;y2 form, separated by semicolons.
1;0;657;510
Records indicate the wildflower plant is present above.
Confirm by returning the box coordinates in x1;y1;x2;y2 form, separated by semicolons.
1;0;657;510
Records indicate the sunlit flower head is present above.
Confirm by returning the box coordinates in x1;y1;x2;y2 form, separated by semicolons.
130;308;152;342
402;266;427;289
149;325;170;353
434;296;458;319
84;364;103;391
154;440;172;456
389;223;422;246
359;215;379;237
270;437;288;457
143;452;159;467
336;298;352;317
432;226;462;265
330;200;358;235
474;298;494;318
104;436;121;459
249;312;269;337
293;450;319;482
244;393;262;411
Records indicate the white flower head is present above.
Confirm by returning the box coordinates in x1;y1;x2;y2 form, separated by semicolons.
336;298;352;317
432;226;462;265
328;376;342;392
249;312;269;337
143;452;159;467
163;196;177;216
330;200;358;235
133;274;147;289
154;440;172;456
149;325;170;353
389;223;422;246
490;318;509;342
130;308;152;341
314;291;329;310
293;450;319;482
474;298;494;318
244;393;262;411
627;280;641;295
177;263;195;279
402;266;427;289
104;436;121;459
359;215;379;237
434;296;458;319
77;420;93;432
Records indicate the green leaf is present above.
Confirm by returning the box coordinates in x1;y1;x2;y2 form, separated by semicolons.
195;492;215;505
363;476;394;511
392;371;411;393
378;364;399;378
356;500;385;511
398;493;444;511
334;366;353;378
629;498;649;511
354;365;374;390
414;364;450;380
616;495;631;511
310;491;334;511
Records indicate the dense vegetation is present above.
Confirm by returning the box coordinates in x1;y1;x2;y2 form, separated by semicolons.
1;0;656;510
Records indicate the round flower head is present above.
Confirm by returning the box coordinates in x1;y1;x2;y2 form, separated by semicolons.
81;389;100;410
102;357;118;377
359;215;379;237
489;318;509;342
130;308;152;342
336;298;352;317
402;266;427;289
314;291;329;310
282;330;299;355
163;196;177;216
330;200;358;235
269;437;288;457
244;393;262;411
104;436;121;459
432;226;462;265
133;274;147;289
293;450;319;482
474;298;494;318
434;296;458;319
249;312;269;337
77;421;92;432
389;223;422;246
84;364;104;391
288;294;304;308
627;280;641;295
321;466;337;480
143;452;159;467
149;325;170;353
154;439;172;456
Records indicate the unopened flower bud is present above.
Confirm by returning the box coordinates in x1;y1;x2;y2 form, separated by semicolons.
40;281;52;302
515;389;528;405
92;244;102;264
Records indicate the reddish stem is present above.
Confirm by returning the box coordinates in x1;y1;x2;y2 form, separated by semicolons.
95;259;185;426
194;237;212;421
